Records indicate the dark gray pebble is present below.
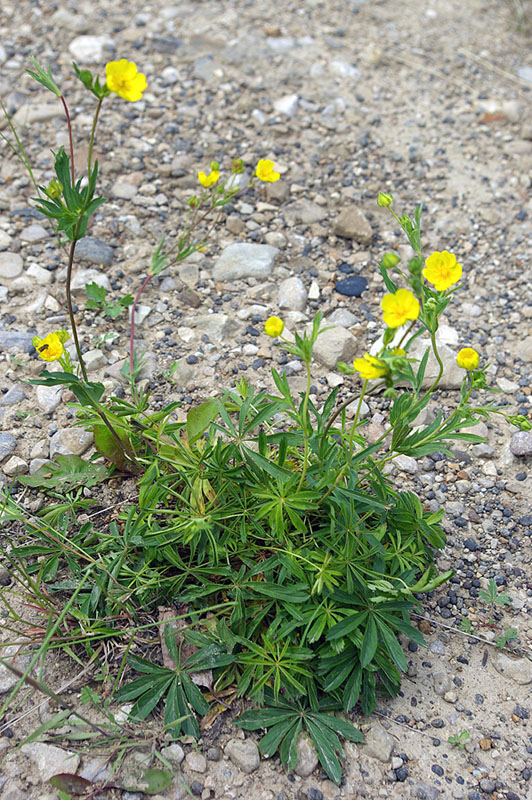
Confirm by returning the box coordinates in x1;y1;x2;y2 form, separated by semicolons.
334;275;368;297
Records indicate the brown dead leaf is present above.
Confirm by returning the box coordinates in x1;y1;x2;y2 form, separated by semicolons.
478;111;507;124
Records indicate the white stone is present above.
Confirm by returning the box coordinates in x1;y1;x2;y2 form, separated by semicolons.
129;304;152;326
3;456;28;476
273;94;299;116
362;724;395;762
68;35;115;64
330;60;361;79
278;277;308;311
213;243;279;281
308;280;320;300
25;263;51;285
225;738;260;774
195;313;239;343
70;269;111;294
30;439;49;460
111;181;137;200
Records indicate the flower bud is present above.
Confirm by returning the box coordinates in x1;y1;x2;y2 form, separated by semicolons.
377;192;393;207
232;158;245;174
425;298;438;313
383;387;398;399
210;160;220;172
381;253;400;269
508;414;532;431
46;178;63;199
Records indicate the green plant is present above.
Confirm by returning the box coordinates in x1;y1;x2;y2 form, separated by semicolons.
448;730;470;748
2;55;529;788
458;617;472;634
495;626;519;649
479;578;513;610
85;282;134;319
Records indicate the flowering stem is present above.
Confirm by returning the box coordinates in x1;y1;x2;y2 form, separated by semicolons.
296;361;312;491
347;380;368;457
130;273;152;377
65;234;88;382
426;331;444;395
60;96;75;184
87;97;103;176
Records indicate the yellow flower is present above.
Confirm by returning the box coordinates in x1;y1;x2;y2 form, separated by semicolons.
353;354;387;381
256;159;280;182
198;170;220;188
456;347;479;370
423;251;462;292
265;316;284;337
105;59;147;102
32;329;69;362
381;288;420;328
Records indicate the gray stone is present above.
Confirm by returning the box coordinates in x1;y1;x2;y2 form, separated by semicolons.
129;304;152;327
185;750;207;773
429;640;445;655
1;332;35;354
3;456;28;476
177;262;200;287
414;785;440;800
327;308;357;327
0;230;12;248
518;65;532;83
111;181;138;200
213;243;279;281
68;35;115;63
391;454;418;474
79;758;111;782
76;237;114;267
0;647;31;694
50;8;90;33
160;743;185;764
50;428;93;458
294;734;319;777
284;200;328;226
10;103;64;128
195;314;240;343
312;325;358;369
225;738;260;774
0;252;23;279
510;431;532;457
1;384;26;406
362;724;395;762
333;206;373;244
36;385;62;414
459;302;482;318
70;269;111;294
20;224;48;243
515;336;532;362
493;653;532;684
20;742;80;782
30;440;49;460
278;277;308;311
0;433;16;462
84;349;108;371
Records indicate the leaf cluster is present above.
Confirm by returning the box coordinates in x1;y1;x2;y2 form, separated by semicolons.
85;282;133;319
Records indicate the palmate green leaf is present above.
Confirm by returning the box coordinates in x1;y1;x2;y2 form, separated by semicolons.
251;582;309;604
360;616;378;668
305;717;343;785
182;673;210;716
376;620;408;671
186;399;219;444
279;718;302;770
326;610;367;641
114;674;167;704
129;675;174;720
258;716;298;757
18;454;107;490
236;708;297;730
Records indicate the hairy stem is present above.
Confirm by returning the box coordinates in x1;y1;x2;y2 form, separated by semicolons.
65;235;87;382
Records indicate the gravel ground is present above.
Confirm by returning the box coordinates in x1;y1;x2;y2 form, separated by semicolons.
1;0;532;798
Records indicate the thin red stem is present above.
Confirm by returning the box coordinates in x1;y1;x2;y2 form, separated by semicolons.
60;95;75;184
